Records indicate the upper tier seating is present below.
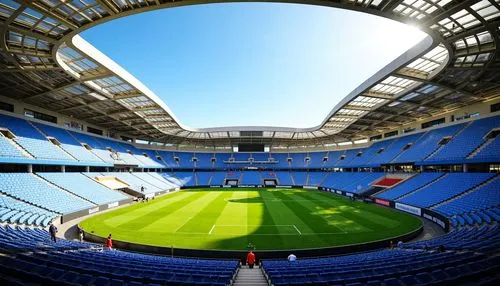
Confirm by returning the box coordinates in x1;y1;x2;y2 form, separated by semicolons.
0;135;26;158
392;124;466;163
38;173;127;205
472;136;500;160
193;152;215;169
398;173;495;208
434;177;500;217
0;114;73;161
427;115;500;163
377;173;444;200
0;173;94;214
32;122;104;164
68;131;114;164
368;133;422;165
346;141;391;167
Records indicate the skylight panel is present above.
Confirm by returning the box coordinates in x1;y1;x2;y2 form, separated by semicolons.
471;0;500;21
273;132;294;139
0;0;21;18
348;96;387;108
337;108;367;116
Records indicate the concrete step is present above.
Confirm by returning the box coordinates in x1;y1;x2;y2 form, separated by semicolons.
233;282;268;285
233;266;268;285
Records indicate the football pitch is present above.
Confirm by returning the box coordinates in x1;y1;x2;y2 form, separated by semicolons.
79;188;422;250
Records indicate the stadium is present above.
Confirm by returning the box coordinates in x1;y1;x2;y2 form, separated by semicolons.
0;0;499;285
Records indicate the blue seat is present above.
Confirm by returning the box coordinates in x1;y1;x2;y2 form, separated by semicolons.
383;277;401;286
72;273;92;285
93;276;110;286
456;215;466;226
477;211;492;223
431;269;448;283
399;275;418;285
470;213;482;224
366;280;382;286
462;213;474;225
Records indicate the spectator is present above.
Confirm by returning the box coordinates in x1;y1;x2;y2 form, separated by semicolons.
246;251;256;269
288;253;297;262
389;240;394;249
141;186;145;193
105;234;113;250
49;223;57;243
78;228;84;243
397;240;403;248
437;245;445;252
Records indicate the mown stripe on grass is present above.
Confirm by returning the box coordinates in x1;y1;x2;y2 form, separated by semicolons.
299;191;397;230
139;191;224;233
176;191;234;233
108;191;212;230
268;191;334;248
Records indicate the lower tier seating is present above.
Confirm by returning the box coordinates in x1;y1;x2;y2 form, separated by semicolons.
0;226;238;286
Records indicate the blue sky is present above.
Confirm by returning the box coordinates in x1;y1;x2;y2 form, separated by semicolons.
82;3;426;128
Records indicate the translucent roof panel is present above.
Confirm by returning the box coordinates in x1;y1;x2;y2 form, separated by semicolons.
14;8;69;36
471;0;500;21
370;76;417;95
348;96;388;108
0;0;21;18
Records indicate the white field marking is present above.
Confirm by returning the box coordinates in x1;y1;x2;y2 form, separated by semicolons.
174;231;345;236
215;224;295;227
173;214;196;232
292;224;302;235
208;224;216;235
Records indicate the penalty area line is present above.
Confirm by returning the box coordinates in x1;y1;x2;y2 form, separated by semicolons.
208;224;216;235
293;224;302;235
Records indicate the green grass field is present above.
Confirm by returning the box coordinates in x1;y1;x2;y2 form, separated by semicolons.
80;188;422;250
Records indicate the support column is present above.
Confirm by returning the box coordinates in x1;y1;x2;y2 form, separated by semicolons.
27;164;33;173
463;164;468;172
61;165;65;173
420;165;424;172
85;166;90;172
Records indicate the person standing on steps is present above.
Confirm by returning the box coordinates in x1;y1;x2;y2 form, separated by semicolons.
105;234;113;250
288;253;297;262
78;228;84;243
49;223;57;243
246;250;256;269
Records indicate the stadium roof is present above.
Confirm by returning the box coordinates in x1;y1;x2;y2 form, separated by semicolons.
0;0;499;147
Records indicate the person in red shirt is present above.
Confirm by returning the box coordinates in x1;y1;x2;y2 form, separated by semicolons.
246;251;256;268
105;234;113;250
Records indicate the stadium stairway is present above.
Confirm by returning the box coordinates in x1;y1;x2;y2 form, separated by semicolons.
27;121;79;161
467;137;496;159
233;265;268;286
425;121;472;161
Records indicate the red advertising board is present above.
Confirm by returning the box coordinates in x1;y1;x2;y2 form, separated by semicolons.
375;198;390;206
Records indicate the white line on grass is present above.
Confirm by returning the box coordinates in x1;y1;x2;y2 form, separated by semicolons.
175;231;345;235
208;224;216;235
174;215;195;232
292;224;302;235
